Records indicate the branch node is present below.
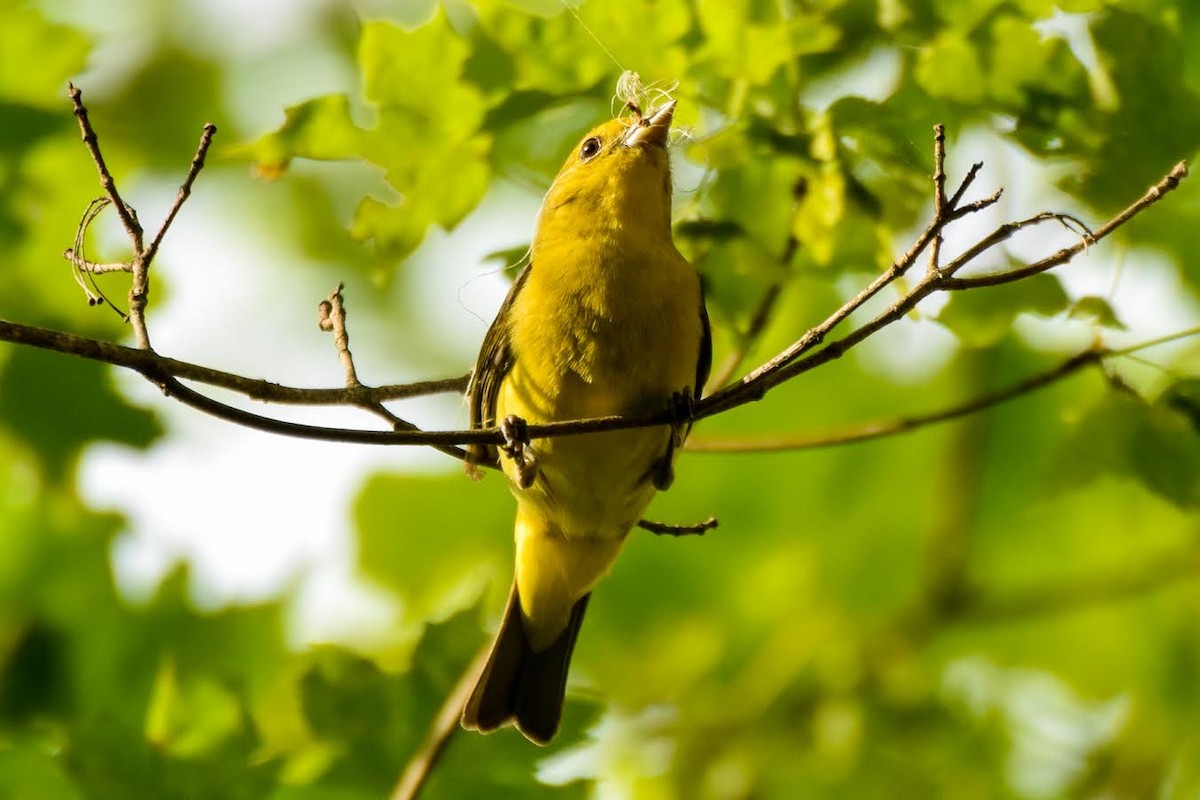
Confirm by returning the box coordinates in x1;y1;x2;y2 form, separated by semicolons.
320;283;361;388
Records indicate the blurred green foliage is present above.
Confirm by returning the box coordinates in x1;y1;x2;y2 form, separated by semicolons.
2;0;1200;798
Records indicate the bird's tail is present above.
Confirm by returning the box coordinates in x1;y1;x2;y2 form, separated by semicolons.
461;582;590;745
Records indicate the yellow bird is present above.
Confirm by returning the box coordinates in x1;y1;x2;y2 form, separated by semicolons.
460;99;711;744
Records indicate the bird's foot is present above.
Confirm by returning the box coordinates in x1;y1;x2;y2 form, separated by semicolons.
500;414;537;488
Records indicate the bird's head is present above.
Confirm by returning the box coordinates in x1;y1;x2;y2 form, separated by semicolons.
537;100;677;241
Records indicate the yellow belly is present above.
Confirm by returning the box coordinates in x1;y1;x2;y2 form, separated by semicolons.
496;243;704;648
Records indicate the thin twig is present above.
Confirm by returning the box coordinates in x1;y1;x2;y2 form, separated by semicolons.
69;83;155;348
62;253;131;275
0;320;468;404
67;87;218;350
389;645;491;800
698;127;994;418
143;122;217;265
687;349;1104;453
145;371;488;448
637;516;719;536
67;198;124;311
946;161;983;209
694;162;1187;422
29;107;1191;457
68;83;143;251
927;123;947;275
947;187;1003;219
319;284;363;388
945;162;1187;290
318;285;470;462
1108;325;1200;356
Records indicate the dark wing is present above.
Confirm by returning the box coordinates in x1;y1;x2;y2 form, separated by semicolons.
466;264;531;472
694;280;713;400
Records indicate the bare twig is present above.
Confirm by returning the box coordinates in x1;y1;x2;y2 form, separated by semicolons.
695;161;1187;423
687;349;1104;453
67;84;216;350
66;198;125;311
637;516;719;536
1109;325;1200;356
945;162;1187;290
318;285;470;462
318;284;363;388
143;123;217;265
14;105;1187;462
0;320;468;405
927;123;947;275
68;83;143;251
697;130;1004;419
946;161;983;209
63;254;131;275
390;645;491;800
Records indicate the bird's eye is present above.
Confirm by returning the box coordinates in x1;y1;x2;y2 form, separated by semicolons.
579;136;602;161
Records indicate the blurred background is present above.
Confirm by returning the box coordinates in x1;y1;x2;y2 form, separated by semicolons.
2;0;1199;797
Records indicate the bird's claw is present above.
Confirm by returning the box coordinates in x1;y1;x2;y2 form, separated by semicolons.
501;414;537;488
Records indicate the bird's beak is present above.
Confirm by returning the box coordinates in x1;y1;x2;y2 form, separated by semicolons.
623;99;676;149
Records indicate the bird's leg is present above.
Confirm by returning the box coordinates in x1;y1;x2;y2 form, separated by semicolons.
649;390;692;491
500;414;538;489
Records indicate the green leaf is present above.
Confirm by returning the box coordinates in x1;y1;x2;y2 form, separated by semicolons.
914;32;987;104
0;7;90;109
481;244;531;269
1069;8;1200;206
243;95;364;177
936;273;1070;347
696;1;838;84
0;740;82;800
359;16;480;132
1052;390;1200;507
243;12;493;264
0;346;161;481
293;608;595;797
986;15;1053;106
1068;295;1127;330
354;473;514;624
1164;379;1200;435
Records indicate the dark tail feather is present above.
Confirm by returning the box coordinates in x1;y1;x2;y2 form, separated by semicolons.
461;584;590;745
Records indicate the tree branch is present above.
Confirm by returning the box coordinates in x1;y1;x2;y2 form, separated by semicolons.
694;160;1186;423
68;83;143;251
318;284;470;462
944;161;1187;290
0;320;468;405
686;348;1105;453
2;102;1188;466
